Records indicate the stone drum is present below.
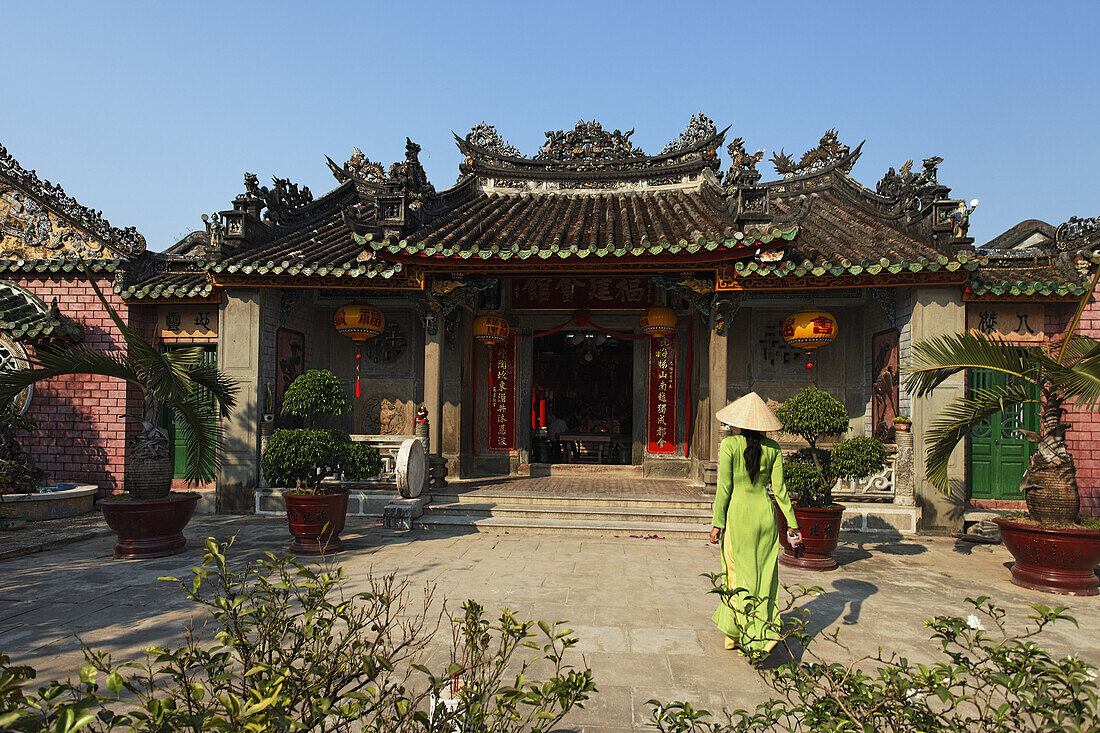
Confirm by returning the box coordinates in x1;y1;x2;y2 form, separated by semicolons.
395;438;425;498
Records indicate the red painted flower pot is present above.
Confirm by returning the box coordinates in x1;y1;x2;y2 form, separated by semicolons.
994;517;1100;596
100;493;199;559
283;492;349;555
776;504;845;571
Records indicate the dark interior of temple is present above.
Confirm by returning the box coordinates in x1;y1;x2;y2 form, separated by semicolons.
530;331;633;464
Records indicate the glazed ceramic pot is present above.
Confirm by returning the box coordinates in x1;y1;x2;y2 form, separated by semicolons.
994;516;1100;596
100;493;199;559
776;503;845;570
282;492;349;555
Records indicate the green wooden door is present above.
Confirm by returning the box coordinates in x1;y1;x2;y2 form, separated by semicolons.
160;345;218;480
967;367;1038;500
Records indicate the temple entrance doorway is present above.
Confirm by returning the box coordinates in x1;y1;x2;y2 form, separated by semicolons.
530;330;633;465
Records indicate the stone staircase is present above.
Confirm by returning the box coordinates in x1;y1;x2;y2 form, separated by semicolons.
416;483;714;538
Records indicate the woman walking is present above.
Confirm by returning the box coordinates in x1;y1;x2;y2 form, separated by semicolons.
708;392;802;657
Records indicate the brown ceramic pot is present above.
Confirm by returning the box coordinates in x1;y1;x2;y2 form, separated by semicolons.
100;493;198;559
283;492;349;555
994;516;1100;596
776;503;845;570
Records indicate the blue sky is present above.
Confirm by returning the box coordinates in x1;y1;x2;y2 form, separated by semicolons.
2;1;1097;251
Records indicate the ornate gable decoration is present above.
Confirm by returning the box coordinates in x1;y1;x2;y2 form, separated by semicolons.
0;143;146;260
465;123;524;159
1056;216;1099;254
771;129;860;177
327;138;436;199
535;120;647;164
661;113;718;154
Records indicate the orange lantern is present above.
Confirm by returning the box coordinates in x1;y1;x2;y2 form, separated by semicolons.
473;315;510;346
334;304;385;398
782;306;838;374
640;306;677;338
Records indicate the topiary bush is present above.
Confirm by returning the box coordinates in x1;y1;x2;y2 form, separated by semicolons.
776;387;851;506
261;429;381;492
830;435;888;480
782;461;831;506
281;369;352;424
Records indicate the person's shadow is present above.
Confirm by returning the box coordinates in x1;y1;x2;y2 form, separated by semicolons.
765;578;878;668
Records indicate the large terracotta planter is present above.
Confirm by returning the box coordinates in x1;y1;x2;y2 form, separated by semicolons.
776;503;845;571
100;493;199;559
994;516;1100;596
283;492;349;555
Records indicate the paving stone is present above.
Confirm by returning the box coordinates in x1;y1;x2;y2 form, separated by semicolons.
1;516;1098;731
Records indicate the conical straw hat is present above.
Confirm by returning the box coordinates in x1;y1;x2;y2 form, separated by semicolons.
715;392;783;432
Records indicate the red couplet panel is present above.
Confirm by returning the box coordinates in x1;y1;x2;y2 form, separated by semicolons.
647;333;677;454
488;334;517;451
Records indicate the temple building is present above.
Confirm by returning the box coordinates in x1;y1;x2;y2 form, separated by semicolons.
2;115;1098;528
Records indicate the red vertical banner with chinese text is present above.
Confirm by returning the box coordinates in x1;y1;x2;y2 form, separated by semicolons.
647;333;677;454
488;334;517;451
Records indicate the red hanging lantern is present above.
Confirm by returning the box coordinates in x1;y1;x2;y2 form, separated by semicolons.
473;315;510;346
640;306;677;338
334;304;385;398
782;306;838;374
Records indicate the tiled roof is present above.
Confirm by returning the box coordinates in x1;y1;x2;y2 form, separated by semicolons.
117;271;214;301
0;281;83;341
966;249;1086;298
0;259;123;276
202;200;402;281
362;189;796;263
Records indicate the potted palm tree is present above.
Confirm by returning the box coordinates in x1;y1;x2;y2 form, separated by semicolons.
0;266;237;558
908;307;1100;595
260;369;381;554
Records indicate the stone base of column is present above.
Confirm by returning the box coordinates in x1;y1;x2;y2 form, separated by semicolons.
894;432;916;507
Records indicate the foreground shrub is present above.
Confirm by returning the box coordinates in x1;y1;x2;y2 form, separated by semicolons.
0;538;594;732
647;578;1098;732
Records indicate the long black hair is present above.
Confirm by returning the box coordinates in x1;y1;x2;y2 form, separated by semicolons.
742;429;763;483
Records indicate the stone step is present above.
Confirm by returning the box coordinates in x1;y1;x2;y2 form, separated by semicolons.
430;491;710;510
528;463;644;477
423;500;712;525
415;513;709;538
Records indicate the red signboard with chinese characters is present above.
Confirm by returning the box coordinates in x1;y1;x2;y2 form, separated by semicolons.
511;276;657;310
488;334;517;451
647;333;677;454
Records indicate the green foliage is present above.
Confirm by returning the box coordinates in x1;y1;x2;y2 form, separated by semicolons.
281;369;352;422
0;538;595;732
0;406;46;494
0;263;237;485
783;438;887;508
648;582;1098;732
261;428;379;492
338;440;384;481
774;387;850;450
829;435;887;480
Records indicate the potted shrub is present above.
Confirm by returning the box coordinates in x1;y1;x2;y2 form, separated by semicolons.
892;415;912;433
908;321;1100;595
261;369;381;554
0;267;237;558
774;387;887;570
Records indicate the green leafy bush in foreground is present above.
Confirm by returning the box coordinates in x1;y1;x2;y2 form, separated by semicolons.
0;538;594;732
646;577;1098;733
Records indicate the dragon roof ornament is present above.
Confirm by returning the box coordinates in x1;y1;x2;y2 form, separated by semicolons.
243;173;314;225
876;156;946;214
465;123;524;159
771;129;861;178
0;142;146;258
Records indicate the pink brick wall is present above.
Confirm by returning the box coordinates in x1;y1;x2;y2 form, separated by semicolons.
1048;300;1100;517
12;275;146;495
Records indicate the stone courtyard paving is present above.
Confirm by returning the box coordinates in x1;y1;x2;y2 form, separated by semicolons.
1;517;1098;732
